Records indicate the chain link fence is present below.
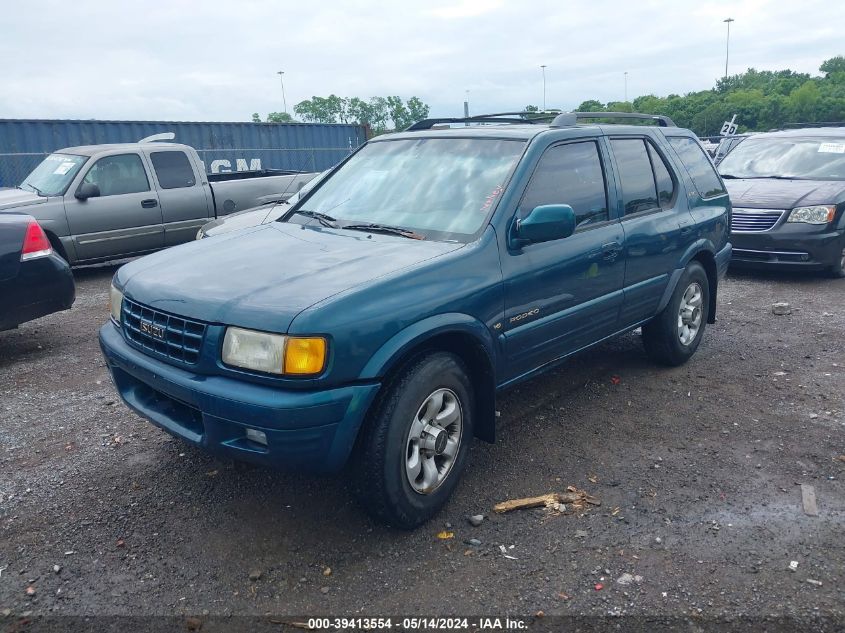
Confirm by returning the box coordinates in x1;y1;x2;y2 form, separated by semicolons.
0;147;353;189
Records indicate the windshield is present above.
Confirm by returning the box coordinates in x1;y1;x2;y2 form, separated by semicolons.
20;153;88;196
289;137;525;240
718;137;845;180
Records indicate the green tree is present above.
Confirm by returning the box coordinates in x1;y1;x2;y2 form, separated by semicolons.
266;112;294;123
251;113;261;123
575;100;604;112
820;56;845;76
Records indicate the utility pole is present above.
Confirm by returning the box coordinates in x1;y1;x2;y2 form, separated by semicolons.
540;65;547;110
624;71;628;103
277;71;287;114
723;18;735;80
464;90;470;126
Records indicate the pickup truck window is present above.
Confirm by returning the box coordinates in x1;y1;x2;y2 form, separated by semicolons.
21;153;87;196
291;138;525;240
668;136;726;198
611;139;660;215
518;141;608;228
82;154;150;197
150;151;197;189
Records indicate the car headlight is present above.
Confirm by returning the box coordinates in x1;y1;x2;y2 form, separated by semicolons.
222;327;327;376
109;284;124;325
787;205;836;224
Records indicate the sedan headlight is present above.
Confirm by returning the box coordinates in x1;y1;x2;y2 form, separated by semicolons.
109;284;124;325
787;205;836;224
222;327;327;376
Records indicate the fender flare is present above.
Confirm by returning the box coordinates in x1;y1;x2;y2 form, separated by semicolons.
656;239;719;322
360;313;498;443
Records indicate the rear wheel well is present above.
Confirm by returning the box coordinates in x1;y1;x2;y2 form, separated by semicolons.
374;332;497;443
691;250;717;323
44;231;69;264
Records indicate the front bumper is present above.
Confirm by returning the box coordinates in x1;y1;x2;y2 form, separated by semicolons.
730;226;843;270
99;322;380;472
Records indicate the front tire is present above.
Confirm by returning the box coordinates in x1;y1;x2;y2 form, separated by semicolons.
353;352;474;529
826;243;845;279
642;261;710;366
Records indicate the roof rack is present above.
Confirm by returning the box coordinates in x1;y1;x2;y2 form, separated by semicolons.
405;111;674;131
551;112;675;127
781;122;845;129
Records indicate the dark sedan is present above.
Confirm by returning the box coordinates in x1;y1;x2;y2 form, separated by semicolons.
0;214;75;331
719;127;845;277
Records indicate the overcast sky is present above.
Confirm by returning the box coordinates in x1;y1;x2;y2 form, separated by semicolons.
1;0;842;122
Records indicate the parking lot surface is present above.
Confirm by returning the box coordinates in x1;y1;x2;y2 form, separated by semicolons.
1;265;843;625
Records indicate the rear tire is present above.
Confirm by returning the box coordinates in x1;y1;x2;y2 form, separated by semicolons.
353;352;474;529
642;261;710;367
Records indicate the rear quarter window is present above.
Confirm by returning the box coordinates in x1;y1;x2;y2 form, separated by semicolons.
668;136;726;199
150;151;197;189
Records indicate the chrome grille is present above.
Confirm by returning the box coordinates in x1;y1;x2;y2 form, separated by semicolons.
122;298;206;365
731;208;785;233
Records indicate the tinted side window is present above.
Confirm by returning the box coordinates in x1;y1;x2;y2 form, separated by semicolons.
518;141;608;228
150;151;196;189
611;139;659;215
668;136;726;198
82;154;149;197
647;142;675;209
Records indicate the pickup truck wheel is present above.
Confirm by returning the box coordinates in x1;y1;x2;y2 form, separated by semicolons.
353;352;473;529
642;261;710;366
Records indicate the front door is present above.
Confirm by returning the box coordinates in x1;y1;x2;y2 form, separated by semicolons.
500;139;626;383
65;152;163;262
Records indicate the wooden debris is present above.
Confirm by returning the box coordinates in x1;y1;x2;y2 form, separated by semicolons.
801;484;819;517
493;487;600;514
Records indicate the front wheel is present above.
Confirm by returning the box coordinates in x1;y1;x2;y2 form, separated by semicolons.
642;261;710;366
352;352;474;529
826;243;845;279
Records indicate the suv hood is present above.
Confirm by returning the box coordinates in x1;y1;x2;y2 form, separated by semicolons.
725;178;845;209
0;188;48;211
118;222;463;332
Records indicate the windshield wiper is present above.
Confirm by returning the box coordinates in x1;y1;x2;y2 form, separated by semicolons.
19;183;44;196
343;223;426;240
294;209;337;227
719;174;740;179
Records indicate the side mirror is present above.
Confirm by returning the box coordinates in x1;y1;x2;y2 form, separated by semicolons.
75;183;101;200
513;204;576;246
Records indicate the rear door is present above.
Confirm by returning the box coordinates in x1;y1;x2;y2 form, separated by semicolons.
608;135;694;327
500;138;626;382
145;149;213;246
64;152;164;262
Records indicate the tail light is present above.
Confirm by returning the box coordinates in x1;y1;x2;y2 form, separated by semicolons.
20;221;53;262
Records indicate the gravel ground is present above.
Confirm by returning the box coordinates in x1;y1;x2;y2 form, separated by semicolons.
0;265;843;630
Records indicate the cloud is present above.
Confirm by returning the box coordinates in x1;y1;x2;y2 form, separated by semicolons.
0;0;841;123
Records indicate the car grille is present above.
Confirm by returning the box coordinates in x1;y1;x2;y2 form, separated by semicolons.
731;208;785;233
122;298;206;365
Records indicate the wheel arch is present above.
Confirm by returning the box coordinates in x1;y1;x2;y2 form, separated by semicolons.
43;229;71;264
658;240;719;324
360;314;498;443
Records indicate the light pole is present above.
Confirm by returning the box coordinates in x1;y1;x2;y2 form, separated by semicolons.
464;90;470;126
723;18;734;80
540;65;547;111
624;71;628;103
276;71;287;114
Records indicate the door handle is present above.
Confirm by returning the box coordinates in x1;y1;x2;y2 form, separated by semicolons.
601;241;622;260
141;199;158;208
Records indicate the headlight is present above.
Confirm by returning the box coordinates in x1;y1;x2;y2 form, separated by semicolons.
109;284;124;325
222;327;327;376
787;205;836;224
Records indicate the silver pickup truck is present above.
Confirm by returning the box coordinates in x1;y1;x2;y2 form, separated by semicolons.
0;136;316;265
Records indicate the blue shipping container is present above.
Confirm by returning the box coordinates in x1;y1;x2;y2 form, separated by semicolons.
0;119;368;187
